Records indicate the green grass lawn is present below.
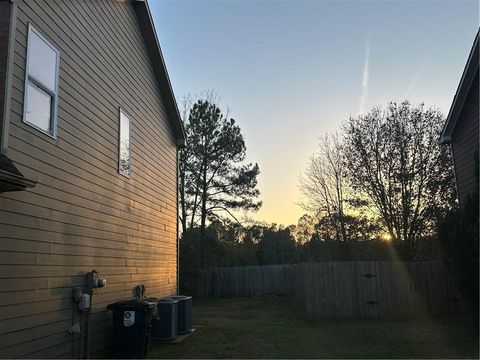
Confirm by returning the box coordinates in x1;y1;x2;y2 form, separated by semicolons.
149;296;479;359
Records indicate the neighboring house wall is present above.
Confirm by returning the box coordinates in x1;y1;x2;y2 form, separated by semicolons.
0;1;178;358
451;71;479;204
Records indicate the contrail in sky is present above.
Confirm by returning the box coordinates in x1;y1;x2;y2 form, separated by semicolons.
358;37;370;114
403;46;438;99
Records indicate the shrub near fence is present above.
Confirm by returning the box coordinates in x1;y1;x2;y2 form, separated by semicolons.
194;264;293;298
293;260;464;319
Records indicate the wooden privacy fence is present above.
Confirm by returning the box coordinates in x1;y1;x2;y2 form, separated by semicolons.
293;260;464;318
193;260;464;318
194;264;293;298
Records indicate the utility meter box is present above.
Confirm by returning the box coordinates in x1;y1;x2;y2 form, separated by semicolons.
78;293;90;311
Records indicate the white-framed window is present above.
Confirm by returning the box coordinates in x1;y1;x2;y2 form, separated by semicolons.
119;108;131;178
23;24;60;138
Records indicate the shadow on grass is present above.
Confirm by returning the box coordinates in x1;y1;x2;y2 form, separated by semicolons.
96;296;479;359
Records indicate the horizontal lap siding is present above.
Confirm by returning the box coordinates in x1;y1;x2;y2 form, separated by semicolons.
0;0;178;358
452;71;479;204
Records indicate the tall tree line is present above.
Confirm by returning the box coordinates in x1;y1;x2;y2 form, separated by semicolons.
178;98;456;277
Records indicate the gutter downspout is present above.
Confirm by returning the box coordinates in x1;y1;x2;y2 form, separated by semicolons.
176;147;180;294
1;0;17;155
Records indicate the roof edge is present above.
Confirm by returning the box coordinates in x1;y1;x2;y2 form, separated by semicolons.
439;29;479;144
0;155;36;193
133;0;186;148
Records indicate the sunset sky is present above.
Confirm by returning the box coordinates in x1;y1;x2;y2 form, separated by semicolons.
150;0;479;226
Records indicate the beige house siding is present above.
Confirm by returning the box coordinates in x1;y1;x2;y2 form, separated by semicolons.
451;70;479;204
0;0;179;358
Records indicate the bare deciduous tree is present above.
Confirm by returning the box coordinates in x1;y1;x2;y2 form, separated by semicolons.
299;133;349;241
343;101;456;252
